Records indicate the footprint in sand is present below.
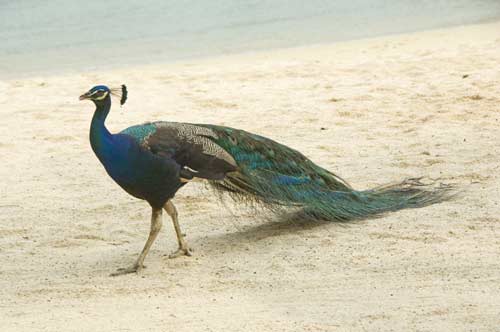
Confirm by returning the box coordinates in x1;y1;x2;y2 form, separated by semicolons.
32;113;51;120
197;98;238;109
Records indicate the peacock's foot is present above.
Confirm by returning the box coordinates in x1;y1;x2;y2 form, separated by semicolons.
110;263;144;277
168;247;192;259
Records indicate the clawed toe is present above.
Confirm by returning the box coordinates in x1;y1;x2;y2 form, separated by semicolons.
110;264;144;277
168;247;192;259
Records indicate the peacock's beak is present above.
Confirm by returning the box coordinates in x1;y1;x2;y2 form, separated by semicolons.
79;91;91;101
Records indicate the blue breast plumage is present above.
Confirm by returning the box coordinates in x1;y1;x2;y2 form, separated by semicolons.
90;99;184;208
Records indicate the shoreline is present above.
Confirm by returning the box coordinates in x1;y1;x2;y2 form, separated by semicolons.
2;19;500;81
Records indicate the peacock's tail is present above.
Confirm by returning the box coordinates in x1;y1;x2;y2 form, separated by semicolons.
213;174;455;221
202;125;455;221
296;178;455;221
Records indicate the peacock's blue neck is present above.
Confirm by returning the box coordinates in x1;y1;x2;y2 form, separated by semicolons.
90;96;113;157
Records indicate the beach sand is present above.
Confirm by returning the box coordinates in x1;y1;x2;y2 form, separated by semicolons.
1;22;499;331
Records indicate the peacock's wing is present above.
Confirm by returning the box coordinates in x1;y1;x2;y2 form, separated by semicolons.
120;122;238;181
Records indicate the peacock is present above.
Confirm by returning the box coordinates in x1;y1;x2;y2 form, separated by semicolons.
79;84;454;276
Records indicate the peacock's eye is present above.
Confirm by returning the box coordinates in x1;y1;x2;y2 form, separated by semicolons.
93;90;108;100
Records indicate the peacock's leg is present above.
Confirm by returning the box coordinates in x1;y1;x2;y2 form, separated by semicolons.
110;208;163;276
164;200;192;258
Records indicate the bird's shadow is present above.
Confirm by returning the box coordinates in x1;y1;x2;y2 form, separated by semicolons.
193;210;356;255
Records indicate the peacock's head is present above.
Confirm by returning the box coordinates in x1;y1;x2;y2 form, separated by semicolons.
79;84;127;106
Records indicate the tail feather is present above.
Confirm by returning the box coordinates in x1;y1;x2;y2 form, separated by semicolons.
300;178;456;221
211;176;456;221
202;125;455;221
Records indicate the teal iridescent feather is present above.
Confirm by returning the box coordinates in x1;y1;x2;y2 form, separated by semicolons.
120;123;157;141
194;124;455;221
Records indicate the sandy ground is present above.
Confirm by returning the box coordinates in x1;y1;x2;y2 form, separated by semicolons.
1;22;499;331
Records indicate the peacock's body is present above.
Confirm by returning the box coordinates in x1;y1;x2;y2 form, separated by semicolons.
80;84;453;276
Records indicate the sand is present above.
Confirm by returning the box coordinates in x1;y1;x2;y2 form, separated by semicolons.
1;22;499;331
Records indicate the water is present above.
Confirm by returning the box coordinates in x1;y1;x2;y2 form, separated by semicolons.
1;0;499;78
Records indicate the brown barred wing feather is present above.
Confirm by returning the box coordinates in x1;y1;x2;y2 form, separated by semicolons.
145;122;237;181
